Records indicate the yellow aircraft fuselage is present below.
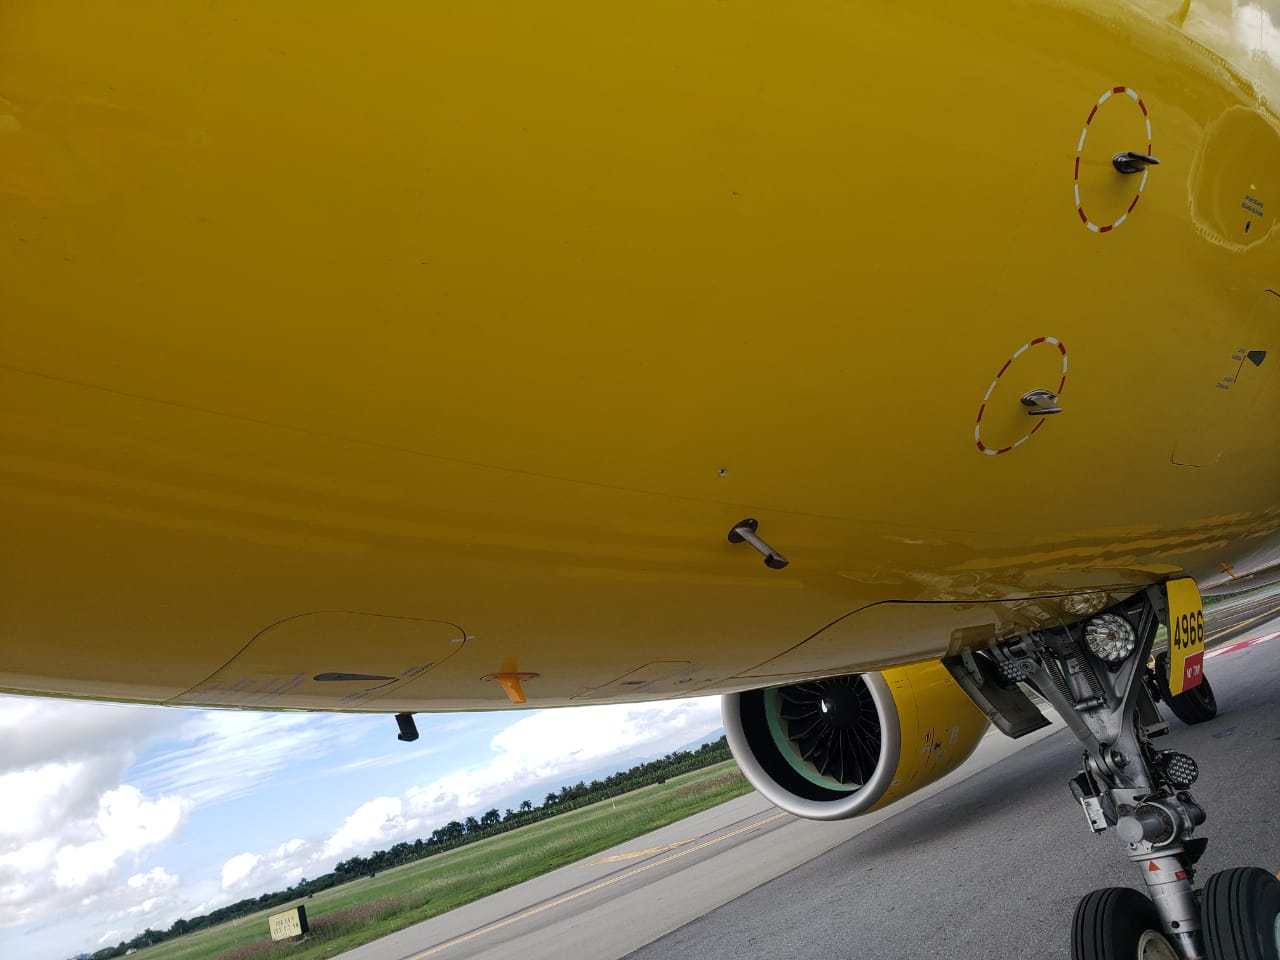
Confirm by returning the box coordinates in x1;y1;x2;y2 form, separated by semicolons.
1;0;1277;712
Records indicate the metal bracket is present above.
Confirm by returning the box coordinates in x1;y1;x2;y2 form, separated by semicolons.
395;713;419;742
727;518;789;569
1113;151;1160;174
1021;389;1062;415
1069;771;1110;833
943;650;1051;738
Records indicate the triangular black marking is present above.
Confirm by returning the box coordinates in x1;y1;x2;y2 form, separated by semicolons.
1247;350;1266;367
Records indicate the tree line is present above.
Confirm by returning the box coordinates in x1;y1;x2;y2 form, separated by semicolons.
79;737;733;960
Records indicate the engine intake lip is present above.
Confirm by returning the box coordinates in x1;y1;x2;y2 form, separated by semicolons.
723;672;902;821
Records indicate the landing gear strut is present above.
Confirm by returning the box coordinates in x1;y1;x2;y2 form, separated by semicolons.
947;583;1280;960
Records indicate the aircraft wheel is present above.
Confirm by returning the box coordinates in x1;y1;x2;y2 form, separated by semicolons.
1071;887;1179;960
1154;651;1218;724
1202;867;1280;960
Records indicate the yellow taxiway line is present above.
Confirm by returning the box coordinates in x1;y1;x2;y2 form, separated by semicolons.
1206;609;1280;646
582;839;694;866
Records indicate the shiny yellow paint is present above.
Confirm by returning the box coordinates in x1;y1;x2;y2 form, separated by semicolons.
868;660;992;812
1;1;1278;712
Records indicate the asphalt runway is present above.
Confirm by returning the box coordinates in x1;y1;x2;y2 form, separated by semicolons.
1193;587;1280;649
630;613;1280;960
337;598;1280;960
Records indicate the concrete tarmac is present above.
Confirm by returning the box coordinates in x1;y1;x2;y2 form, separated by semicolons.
336;610;1280;960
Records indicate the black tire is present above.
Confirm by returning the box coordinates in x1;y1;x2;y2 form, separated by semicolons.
1202;867;1280;960
1154;651;1218;724
1072;887;1178;960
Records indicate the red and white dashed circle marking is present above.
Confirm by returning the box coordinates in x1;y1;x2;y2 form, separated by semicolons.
1074;86;1152;233
974;337;1069;455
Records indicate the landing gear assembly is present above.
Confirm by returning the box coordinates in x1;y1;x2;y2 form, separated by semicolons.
946;581;1280;960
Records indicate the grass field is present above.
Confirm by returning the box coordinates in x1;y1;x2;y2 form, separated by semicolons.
127;762;752;960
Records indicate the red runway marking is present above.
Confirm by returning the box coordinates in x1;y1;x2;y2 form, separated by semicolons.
1205;632;1279;660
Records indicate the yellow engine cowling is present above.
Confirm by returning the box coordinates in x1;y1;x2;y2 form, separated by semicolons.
722;659;990;820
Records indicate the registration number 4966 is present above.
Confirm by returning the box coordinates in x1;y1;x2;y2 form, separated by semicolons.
1166;578;1205;697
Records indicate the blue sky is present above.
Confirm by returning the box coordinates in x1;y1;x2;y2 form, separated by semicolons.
0;694;723;960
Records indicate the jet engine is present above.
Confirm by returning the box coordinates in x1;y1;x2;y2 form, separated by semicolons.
722;659;991;820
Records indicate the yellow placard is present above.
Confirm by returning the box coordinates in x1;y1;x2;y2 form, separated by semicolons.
1166;579;1205;696
268;907;308;942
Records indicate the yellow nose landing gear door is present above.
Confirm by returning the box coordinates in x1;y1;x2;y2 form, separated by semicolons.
1164;579;1205;696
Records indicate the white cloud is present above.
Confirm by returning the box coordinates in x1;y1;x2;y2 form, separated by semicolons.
385;698;725;843
129;710;379;806
322;797;412;861
0;779;186;927
109;869;181;921
128;867;179;893
1;762;97;843
403;698;723;825
213;794;422;897
0;698;187;933
0;786;185;927
218;836;323;896
0;698;169;777
0;837;57;884
219;853;261;892
53;787;186;889
0;694;387;947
